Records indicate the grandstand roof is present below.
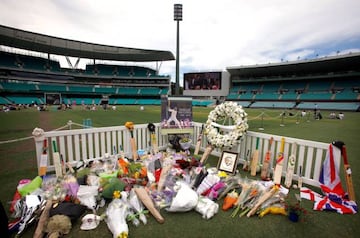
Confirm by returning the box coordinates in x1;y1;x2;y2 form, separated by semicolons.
0;24;175;62
227;52;360;78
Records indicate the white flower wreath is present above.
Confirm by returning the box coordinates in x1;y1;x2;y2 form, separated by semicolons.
204;101;248;148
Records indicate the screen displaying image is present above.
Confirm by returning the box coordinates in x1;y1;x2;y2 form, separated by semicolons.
183;71;221;90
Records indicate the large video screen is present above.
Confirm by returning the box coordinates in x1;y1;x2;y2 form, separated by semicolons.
183;71;221;90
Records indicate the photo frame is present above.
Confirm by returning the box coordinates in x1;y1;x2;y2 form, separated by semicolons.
217;151;239;175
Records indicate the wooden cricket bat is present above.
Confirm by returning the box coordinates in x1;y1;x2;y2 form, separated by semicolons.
128;130;138;161
273;137;285;185
250;137;260;176
194;124;204;155
157;162;172;192
285;142;297;188
261;137;274;180
147;123;159;154
200;144;213;164
150;133;159;154
341;144;356;201
33;200;52;238
242;149;250;171
52;139;63;177
38;139;48;176
247;185;279;217
134;187;165;224
297;165;303;189
60;154;66;176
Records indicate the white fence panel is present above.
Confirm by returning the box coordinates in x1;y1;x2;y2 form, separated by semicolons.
34;122;329;188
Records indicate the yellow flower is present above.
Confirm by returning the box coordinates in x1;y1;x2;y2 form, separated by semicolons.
117;232;128;238
218;171;228;178
113;190;121;199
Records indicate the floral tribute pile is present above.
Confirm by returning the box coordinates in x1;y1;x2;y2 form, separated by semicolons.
8;144;311;238
6;103;308;237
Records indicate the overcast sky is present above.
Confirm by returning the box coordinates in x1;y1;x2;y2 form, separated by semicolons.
1;0;360;83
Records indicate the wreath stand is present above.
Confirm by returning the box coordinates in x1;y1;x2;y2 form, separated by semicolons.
200;123;240;164
201;101;248;165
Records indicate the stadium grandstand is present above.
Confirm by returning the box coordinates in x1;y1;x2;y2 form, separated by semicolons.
0;24;175;108
0;24;359;111
226;53;360;111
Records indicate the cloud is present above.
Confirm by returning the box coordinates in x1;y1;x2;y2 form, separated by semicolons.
0;0;360;83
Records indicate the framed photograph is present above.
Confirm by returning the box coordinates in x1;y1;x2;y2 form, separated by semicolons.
217;151;239;175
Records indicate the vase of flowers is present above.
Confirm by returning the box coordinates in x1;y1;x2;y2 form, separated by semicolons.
179;138;192;155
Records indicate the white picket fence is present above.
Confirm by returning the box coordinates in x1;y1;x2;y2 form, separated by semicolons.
33;122;329;188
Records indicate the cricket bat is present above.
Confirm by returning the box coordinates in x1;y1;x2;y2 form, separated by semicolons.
33;200;52;238
60;154;66;176
273;137;285;185
284;142;297;188
52;139;63;177
150;132;159;154
297;166;303;189
130;131;139;161
38;139;48;176
261;137;274;180
242;149;250;171
134;187;165;224
147;123;159;154
250;137;260;176
194;124;204;155
200;144;213;164
341;144;356;201
247;185;279;217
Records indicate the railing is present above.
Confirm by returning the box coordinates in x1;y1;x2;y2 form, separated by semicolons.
33;122;329;188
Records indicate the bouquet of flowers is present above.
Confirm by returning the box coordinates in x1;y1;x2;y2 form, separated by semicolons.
105;198;130;238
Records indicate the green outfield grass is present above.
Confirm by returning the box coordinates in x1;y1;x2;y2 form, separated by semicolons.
0;105;359;238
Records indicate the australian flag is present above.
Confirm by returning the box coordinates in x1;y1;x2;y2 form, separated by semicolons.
315;143;357;214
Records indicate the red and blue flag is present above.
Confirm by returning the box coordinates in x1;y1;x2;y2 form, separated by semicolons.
301;143;357;214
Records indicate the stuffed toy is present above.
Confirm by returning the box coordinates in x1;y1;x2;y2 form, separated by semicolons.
45;215;72;238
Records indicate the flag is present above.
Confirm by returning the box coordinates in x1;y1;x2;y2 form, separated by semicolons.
301;143;357;214
300;187;322;202
318;143;345;197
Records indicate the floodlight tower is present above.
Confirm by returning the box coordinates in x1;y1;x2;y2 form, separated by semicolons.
174;4;182;95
